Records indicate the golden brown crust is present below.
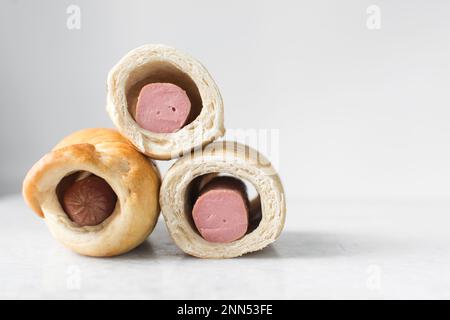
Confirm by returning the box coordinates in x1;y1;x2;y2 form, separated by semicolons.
22;128;161;257
23;143;92;218
54;128;130;149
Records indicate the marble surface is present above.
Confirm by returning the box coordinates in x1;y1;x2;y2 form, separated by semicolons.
1;193;450;299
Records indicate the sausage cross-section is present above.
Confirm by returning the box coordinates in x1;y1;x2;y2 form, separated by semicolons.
135;83;191;133
62;174;117;227
192;177;249;243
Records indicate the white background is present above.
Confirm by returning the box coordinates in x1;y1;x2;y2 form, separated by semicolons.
1;0;450;300
1;0;450;200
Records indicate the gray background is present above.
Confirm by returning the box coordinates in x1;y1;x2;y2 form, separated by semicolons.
1;0;450;202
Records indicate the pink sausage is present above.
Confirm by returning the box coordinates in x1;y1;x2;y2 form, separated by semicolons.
192;177;249;243
135;83;191;133
62;175;117;226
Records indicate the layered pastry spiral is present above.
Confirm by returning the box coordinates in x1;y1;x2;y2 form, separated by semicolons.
107;44;225;160
160;141;286;258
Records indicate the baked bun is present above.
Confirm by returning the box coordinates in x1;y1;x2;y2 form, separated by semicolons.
22;128;161;257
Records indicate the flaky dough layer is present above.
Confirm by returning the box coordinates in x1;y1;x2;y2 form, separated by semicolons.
160;141;286;258
22;128;161;257
107;44;225;160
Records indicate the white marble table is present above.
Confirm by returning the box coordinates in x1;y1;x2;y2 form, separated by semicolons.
1;193;449;299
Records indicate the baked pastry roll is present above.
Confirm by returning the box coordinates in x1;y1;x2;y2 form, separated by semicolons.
107;44;225;160
22;128;160;257
160;141;286;258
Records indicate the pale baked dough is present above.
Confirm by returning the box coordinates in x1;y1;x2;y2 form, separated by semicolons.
22;128;161;257
160;141;286;258
107;44;225;160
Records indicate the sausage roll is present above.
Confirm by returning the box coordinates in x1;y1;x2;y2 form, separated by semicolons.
22;128;161;257
107;44;225;160
160;141;286;258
